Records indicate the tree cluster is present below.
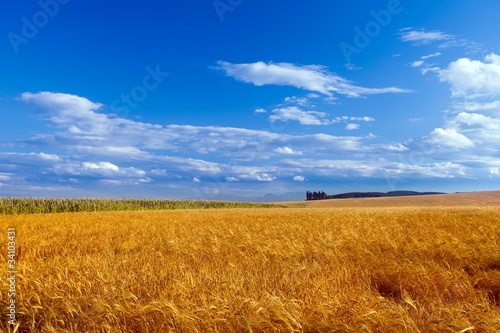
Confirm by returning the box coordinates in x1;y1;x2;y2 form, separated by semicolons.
306;191;327;200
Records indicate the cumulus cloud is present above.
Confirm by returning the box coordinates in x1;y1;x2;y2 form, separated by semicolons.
454;112;500;130
12;93;392;184
293;175;305;182
438;53;500;98
10;91;499;198
445;111;500;144
425;128;474;149
16;91;386;160
216;61;411;98
21;92;107;133
346;123;360;130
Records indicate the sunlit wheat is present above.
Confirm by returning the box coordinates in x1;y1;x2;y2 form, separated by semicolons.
1;205;500;332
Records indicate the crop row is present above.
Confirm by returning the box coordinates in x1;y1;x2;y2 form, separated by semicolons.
0;197;286;215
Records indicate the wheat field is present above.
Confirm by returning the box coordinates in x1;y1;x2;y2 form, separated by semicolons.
1;196;500;332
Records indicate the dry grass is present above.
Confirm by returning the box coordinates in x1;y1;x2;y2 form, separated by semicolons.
1;205;500;332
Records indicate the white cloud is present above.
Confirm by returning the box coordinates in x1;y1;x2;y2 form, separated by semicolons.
425;128;474;149
0;173;11;182
0;152;62;164
344;63;362;71
82;162;120;172
20;92;107;134
421;67;441;75
293;175;305;182
39;152;61;161
453;100;500;111
77;162;146;179
399;29;451;45
283;96;310;106
268;107;374;127
399;28;482;52
270;107;328;125
192;177;201;182
283;158;467;179
216;61;411;98
346;123;360;130
380;143;408;151
391;162;467;178
411;61;424;67
243;173;275;182
14;91;498;196
274;147;303;155
347;116;374;122
409;53;441;71
447;112;500;144
15;92;404;164
438;53;500;98
454;112;500;130
421;52;441;59
100;180;123;185
254;108;267;113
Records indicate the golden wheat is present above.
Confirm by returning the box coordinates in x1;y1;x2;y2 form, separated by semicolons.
1;206;500;332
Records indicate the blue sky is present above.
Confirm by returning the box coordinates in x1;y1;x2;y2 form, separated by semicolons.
1;0;500;200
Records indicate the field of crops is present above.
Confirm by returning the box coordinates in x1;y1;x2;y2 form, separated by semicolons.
0;198;284;215
1;196;500;332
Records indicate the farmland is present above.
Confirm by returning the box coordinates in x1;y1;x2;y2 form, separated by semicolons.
0;198;284;215
1;192;500;332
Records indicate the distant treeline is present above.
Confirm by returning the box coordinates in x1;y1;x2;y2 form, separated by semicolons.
306;191;445;200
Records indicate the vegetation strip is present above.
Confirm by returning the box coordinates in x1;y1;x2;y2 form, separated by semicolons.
0;198;287;215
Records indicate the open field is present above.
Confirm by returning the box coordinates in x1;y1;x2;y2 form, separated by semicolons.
0;198;284;215
284;191;500;208
1;193;500;332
